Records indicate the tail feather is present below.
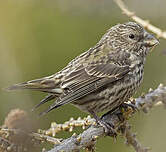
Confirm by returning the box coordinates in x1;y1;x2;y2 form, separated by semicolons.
39;103;63;116
32;94;57;111
6;76;61;92
6;82;32;90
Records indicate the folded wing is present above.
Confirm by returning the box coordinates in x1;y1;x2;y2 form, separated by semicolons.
40;62;130;115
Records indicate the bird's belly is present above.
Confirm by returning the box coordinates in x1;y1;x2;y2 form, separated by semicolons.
73;67;143;113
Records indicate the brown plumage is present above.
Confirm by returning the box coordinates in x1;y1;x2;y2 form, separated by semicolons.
7;22;159;133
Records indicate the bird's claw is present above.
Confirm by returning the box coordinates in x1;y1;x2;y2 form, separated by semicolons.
97;119;117;138
121;102;138;112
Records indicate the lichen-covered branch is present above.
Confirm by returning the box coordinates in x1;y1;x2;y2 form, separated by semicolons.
0;84;166;152
47;84;166;152
114;0;166;39
40;115;96;137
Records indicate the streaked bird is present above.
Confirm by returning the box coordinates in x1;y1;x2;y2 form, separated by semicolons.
7;22;159;133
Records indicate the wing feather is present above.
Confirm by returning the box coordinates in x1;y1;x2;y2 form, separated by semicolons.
41;62;130;115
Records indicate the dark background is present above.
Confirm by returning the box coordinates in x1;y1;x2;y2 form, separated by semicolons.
0;0;166;151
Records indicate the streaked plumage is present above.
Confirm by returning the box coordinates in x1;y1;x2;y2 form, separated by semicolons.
7;22;159;132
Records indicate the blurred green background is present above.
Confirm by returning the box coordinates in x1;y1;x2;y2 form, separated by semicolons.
0;0;166;151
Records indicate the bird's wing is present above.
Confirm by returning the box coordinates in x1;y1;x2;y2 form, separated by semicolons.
85;62;129;78
40;61;130;115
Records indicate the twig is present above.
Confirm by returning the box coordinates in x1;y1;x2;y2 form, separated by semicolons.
41;115;95;137
47;84;166;152
114;0;166;39
0;128;62;147
31;133;62;145
0;136;17;152
121;122;150;152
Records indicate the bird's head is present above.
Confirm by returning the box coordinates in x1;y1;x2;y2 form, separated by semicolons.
107;22;159;56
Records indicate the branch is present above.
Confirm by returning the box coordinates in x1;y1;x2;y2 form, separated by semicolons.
47;84;166;152
121;122;150;152
41;116;96;137
1;84;166;152
113;0;166;39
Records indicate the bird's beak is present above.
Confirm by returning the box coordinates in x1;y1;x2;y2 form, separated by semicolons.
143;32;159;47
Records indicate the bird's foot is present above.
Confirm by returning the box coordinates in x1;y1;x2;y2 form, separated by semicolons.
96;118;117;138
114;102;138;122
121;102;138;112
89;110;117;138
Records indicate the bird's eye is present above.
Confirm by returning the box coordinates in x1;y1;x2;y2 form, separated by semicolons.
129;34;135;39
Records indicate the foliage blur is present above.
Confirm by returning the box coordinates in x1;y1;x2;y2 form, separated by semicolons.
0;0;166;151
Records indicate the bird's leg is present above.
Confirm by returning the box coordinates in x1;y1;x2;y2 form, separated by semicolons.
88;110;117;137
113;102;138;122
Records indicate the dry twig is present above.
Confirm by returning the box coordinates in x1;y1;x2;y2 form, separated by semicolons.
121;122;150;152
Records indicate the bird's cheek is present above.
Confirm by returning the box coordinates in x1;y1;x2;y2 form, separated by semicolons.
128;42;137;50
140;46;150;56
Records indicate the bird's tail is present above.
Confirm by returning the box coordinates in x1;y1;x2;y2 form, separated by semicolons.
6;75;63;94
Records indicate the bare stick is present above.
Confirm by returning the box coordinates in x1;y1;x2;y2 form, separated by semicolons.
121;122;150;152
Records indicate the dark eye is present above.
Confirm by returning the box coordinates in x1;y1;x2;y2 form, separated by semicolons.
129;34;135;39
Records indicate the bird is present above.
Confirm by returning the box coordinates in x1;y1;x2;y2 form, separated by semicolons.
7;22;159;133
